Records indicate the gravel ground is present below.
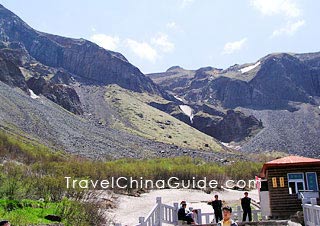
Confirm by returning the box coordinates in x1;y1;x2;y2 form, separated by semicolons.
239;104;320;157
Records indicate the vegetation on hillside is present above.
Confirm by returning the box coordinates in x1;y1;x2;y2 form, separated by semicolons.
104;84;223;151
0;131;269;224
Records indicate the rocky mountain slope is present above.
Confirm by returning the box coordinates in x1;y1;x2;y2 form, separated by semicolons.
0;4;239;161
0;4;318;158
1;80;242;161
0;4;164;95
148;53;320;157
149;53;320;110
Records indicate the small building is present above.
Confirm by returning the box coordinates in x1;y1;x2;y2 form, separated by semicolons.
259;156;320;219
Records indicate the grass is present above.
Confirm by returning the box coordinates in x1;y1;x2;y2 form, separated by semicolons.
0;199;61;225
0;130;263;189
0;129;65;164
104;84;223;152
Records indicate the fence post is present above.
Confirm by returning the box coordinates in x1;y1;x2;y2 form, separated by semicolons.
156;197;163;226
197;208;202;225
237;206;242;222
253;210;258;221
302;198;308;225
139;217;145;226
311;198;317;225
173;202;179;225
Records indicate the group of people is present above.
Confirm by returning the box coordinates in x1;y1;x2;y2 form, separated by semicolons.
178;192;252;225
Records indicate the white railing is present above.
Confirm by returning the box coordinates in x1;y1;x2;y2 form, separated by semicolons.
115;197;262;226
303;198;320;226
135;197;178;226
195;209;214;224
162;203;179;224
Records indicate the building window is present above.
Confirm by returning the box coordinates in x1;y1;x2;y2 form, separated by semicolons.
306;172;318;191
288;173;305;194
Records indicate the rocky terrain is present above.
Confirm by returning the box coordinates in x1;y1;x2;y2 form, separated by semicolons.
0;81;245;161
148;53;320;156
0;3;319;159
0;4;243;161
150;54;320;110
238;104;320;157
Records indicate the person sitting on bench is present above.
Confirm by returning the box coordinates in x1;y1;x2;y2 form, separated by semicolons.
178;201;195;224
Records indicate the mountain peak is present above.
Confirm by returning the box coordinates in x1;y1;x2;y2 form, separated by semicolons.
166;66;183;72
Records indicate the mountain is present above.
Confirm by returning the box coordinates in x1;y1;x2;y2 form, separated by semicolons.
150;53;320;110
1;3;319;158
148;66;264;143
0;4;237;161
0;4;164;95
148;53;320;157
148;66;196;93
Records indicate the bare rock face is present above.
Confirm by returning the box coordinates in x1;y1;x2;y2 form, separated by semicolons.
27;77;83;115
188;55;319;109
155;54;320;111
249;54;318;108
0;56;29;93
171;104;263;142
194;110;263;143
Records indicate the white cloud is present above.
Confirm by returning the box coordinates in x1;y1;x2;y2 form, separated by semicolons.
90;34;119;51
151;33;175;53
166;21;183;33
272;20;305;37
250;0;301;18
166;22;177;29
181;0;194;8
222;38;247;55
126;39;158;62
90;33;174;63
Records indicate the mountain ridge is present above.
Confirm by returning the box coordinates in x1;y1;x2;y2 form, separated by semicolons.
0;4;166;96
148;52;320;156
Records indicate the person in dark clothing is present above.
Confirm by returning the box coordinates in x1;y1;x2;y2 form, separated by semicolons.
241;192;252;222
208;194;223;223
178;201;194;224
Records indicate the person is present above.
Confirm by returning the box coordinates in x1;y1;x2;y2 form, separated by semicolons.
241;192;252;222
0;221;10;226
207;194;223;223
178;201;195;224
190;209;198;225
217;206;238;226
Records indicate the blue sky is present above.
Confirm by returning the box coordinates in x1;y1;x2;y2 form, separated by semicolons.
1;0;319;73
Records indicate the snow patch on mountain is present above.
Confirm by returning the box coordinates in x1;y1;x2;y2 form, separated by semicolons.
240;61;261;73
179;105;194;123
29;89;39;99
174;96;183;102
